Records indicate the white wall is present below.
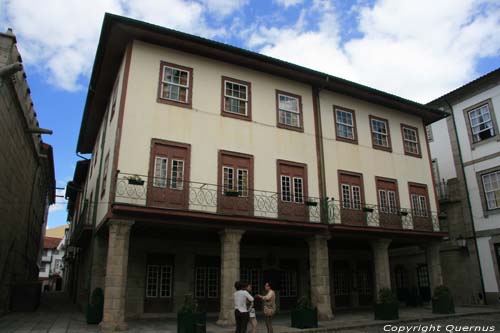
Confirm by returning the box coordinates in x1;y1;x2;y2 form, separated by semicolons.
428;118;457;181
477;237;499;293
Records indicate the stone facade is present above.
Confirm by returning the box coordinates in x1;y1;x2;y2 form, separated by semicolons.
307;235;333;320
0;29;55;315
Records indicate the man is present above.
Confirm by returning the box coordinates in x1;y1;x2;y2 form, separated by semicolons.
234;281;254;333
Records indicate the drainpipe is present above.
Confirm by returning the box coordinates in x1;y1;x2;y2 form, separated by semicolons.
312;83;328;223
444;98;487;304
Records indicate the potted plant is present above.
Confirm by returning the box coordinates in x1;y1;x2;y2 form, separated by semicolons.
178;294;206;333
432;286;455;314
291;296;318;329
374;288;399;320
224;189;240;197
127;175;144;186
86;288;104;324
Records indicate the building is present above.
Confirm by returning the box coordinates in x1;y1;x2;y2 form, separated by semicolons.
0;29;56;314
66;14;448;330
39;237;65;292
427;68;500;305
45;225;68;239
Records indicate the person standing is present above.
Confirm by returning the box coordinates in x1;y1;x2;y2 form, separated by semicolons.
257;282;276;333
246;284;257;333
234;281;254;333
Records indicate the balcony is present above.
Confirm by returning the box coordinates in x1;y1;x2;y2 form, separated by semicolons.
70;200;93;245
435;181;449;202
114;172;445;233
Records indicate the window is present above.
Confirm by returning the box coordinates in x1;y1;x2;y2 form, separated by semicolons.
222;77;251;120
281;176;303;203
401;124;422;157
334;106;357;143
153;156;168;188
280;270;297;297
341;184;361;209
101;152;109;197
376;177;399;214
158;61;193;107
222;166;248;197
146;264;173;298
195;267;219;298
241;268;260;293
170;159;184;190
411;194;428;217
482;170;500;210
40;264;46;273
468;103;495;143
277;91;302;131
426;126;433;142
370;116;391;151
109;80;118;122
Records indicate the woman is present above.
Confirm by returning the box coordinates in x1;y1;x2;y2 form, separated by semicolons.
246;284;257;333
234;281;253;333
257;282;275;333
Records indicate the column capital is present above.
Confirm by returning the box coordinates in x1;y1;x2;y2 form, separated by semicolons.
218;228;245;243
108;219;135;228
370;239;391;251
306;233;331;245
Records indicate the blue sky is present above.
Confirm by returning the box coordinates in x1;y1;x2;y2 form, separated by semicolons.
1;0;499;228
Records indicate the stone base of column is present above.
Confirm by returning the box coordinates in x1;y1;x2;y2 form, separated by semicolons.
215;310;235;326
99;321;128;332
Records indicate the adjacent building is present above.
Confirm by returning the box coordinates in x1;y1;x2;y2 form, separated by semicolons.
0;29;55;314
428;68;500;305
65;14;448;330
39;237;65;292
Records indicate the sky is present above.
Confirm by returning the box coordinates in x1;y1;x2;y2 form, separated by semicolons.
1;0;499;229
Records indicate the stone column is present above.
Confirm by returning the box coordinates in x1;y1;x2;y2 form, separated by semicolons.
426;241;443;294
217;229;245;326
90;231;107;293
371;239;392;300
100;220;134;332
307;234;334;320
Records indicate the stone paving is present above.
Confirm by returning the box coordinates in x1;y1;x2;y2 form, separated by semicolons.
0;293;499;333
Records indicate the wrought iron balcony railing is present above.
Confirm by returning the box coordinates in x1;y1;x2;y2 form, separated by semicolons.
114;172;445;232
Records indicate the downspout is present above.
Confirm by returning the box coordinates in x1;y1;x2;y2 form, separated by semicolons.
444;98;487;304
312;77;329;223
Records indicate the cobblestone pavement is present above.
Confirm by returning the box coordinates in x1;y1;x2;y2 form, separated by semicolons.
0;293;499;332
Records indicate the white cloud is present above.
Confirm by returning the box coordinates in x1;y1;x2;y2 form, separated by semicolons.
246;0;500;102
200;0;249;17
274;0;303;8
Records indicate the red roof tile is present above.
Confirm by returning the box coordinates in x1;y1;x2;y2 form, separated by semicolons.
43;237;62;249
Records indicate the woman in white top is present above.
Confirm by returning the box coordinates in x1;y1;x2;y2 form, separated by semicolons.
256;282;276;333
233;281;254;333
246;284;257;333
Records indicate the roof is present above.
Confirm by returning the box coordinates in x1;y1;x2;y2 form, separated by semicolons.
428;67;500;107
43;236;62;249
77;13;447;153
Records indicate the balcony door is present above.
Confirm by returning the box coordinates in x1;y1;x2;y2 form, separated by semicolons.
409;183;432;231
277;160;308;221
147;139;190;209
338;171;365;226
144;254;174;313
376;177;401;229
218;150;254;216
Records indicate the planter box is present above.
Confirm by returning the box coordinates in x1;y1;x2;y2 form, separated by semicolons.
128;178;144;186
178;312;206;333
291;308;318;329
374;303;399;320
305;201;318;207
432;297;455;314
86;303;103;324
224;191;240;197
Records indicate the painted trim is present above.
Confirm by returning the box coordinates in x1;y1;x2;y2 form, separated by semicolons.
220;76;252;121
462;98;499;150
401;123;422;158
475;165;500;217
333;105;358;145
369;115;392;152
337;169;365;205
156;61;194;109
275;89;304;132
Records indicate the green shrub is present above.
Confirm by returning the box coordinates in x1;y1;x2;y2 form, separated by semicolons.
296;296;314;310
432;286;455;314
378;288;397;304
180;294;199;313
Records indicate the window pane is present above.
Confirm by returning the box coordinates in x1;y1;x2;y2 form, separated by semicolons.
279;95;299;112
483;171;500;209
223;167;234;193
195;267;206;298
352;186;361;209
342;184;351;208
388;191;397;214
238;169;248;197
379;189;388;213
207;267;219;298
160;265;172;298
146;265;159;297
153;157;168;188
170;160;184;190
281;176;291;202
293;177;304;203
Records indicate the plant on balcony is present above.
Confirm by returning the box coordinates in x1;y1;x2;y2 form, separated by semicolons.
86;287;104;324
126;175;144;186
178;294;206;333
374;288;399;320
432;286;455;314
224;189;240;197
291;296;318;329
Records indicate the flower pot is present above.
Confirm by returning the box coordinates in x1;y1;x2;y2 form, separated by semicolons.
291;308;318;329
432;297;455;314
128;178;144;186
374;303;399;320
224;190;240;197
178;312;206;333
305;201;318;207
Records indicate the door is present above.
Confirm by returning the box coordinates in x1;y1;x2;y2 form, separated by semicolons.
241;258;263;309
333;261;350;307
278;161;308;222
218;151;253;215
416;264;431;302
357;261;373;306
279;259;298;310
376;178;401;229
339;171;365;226
194;256;220;312
144;254;175;313
147;140;190;209
395;265;409;302
409;183;432;231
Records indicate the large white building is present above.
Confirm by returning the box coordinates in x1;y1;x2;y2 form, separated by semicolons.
428;67;500;305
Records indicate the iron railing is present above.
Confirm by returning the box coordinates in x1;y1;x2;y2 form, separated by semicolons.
114;172;445;232
435;180;449;201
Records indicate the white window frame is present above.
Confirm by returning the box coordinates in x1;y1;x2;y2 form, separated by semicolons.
281;175;292;202
403;127;419;155
146;265;160;298
153;156;168;188
468;104;495;142
195;266;219;299
411;194;428;217
222;166;234;194
278;93;300;128
336;109;355;140
170;159;185;190
159;265;173;298
161;65;190;103
482;171;500;210
281;175;304;203
371;118;389;147
237;169;249;197
224;80;248;115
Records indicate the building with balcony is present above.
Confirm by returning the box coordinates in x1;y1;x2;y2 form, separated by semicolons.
427;67;500;305
39;237;65;292
66;14;448;330
0;29;55;315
